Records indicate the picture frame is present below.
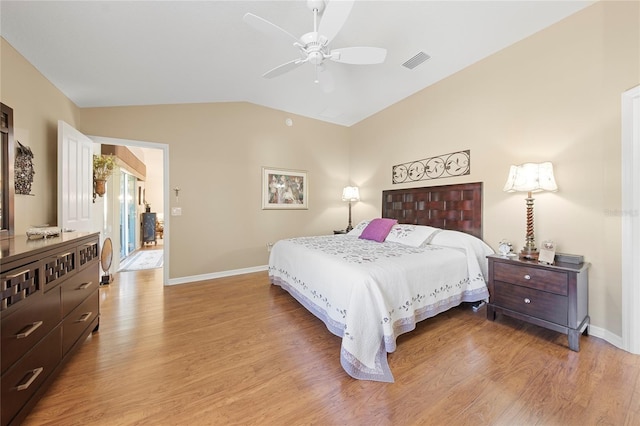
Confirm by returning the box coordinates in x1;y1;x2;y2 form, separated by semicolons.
538;240;556;265
262;167;308;210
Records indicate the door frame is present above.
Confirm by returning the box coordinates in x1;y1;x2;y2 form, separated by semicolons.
621;85;640;354
90;135;170;286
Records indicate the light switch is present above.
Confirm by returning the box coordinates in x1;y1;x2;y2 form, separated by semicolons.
171;207;182;216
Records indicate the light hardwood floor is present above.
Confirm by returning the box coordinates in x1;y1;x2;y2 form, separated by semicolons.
22;267;640;425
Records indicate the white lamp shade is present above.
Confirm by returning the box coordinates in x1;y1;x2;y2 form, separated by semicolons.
342;186;360;201
503;162;558;193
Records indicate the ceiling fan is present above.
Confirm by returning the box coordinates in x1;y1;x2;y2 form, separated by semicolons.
243;0;386;89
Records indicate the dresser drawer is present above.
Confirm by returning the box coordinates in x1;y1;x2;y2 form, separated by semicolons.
494;262;568;295
1;282;61;374
42;249;77;292
77;239;99;271
493;281;568;326
62;289;99;356
1;260;41;313
1;327;62;426
61;263;99;317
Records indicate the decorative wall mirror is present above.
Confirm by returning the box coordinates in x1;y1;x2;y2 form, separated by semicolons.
0;103;15;240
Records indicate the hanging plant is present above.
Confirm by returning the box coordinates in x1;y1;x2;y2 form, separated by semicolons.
93;155;117;181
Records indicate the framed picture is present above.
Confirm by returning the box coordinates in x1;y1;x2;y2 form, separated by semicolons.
262;167;308;210
539;240;556;265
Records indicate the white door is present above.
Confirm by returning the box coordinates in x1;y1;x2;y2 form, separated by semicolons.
57;121;94;232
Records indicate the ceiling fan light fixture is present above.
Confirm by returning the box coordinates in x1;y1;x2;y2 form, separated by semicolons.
309;51;324;65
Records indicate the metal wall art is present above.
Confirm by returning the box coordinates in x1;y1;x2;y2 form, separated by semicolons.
392;150;470;184
15;141;35;195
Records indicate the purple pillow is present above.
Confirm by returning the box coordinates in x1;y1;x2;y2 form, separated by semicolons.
359;218;397;242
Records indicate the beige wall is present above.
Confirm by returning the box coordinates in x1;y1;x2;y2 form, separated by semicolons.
1;0;637;337
1;39;81;231
349;1;639;336
138;146;164;221
79;103;351;277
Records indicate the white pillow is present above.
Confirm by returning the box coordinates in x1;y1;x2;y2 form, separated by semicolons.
346;220;371;237
385;224;440;247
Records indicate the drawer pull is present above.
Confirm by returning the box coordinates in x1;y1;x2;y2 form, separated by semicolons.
524;274;531;280
77;312;93;323
5;269;30;279
16;321;44;339
79;281;94;290
16;367;44;391
524;298;531;304
57;252;73;258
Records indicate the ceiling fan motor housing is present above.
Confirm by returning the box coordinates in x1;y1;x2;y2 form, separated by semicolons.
300;32;329;64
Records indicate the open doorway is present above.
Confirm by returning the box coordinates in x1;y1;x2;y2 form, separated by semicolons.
91;136;170;286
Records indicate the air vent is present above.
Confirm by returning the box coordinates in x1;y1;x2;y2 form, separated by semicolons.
402;52;431;70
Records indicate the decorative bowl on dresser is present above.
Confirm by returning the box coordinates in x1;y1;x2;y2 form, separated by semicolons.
486;254;590;351
1;232;100;426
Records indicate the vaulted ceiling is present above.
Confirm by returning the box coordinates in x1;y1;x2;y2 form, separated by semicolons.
1;1;593;126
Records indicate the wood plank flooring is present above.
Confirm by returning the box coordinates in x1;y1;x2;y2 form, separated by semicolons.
22;268;640;425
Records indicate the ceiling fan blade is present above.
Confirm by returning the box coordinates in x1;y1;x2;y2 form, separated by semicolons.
330;47;387;64
318;0;355;44
262;59;305;79
243;13;300;47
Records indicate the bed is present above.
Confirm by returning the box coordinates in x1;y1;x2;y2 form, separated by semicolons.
268;182;493;382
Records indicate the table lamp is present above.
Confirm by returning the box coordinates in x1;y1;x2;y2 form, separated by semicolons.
503;162;558;260
342;186;360;232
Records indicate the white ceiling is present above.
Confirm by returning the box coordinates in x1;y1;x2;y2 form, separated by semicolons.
1;0;593;127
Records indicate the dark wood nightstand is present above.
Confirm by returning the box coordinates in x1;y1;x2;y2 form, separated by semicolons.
333;230;347;234
486;254;590;351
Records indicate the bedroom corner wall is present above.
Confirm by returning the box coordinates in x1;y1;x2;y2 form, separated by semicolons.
79;103;351;278
0;38;81;233
348;1;639;339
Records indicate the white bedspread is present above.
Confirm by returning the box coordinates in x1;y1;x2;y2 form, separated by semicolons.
268;232;492;382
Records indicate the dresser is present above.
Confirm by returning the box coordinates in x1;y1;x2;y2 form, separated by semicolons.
1;232;100;426
486;254;589;351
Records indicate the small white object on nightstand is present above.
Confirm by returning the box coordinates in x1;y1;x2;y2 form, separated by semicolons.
498;240;513;257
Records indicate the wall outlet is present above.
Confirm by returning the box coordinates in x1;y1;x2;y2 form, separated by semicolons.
171;207;182;216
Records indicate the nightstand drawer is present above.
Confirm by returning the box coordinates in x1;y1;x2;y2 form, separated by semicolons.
493;281;568;325
494;262;568;295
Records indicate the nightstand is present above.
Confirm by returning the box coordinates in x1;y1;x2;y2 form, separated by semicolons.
486;254;590;351
333;230;347;234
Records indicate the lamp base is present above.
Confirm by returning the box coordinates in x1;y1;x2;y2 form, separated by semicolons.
519;247;539;261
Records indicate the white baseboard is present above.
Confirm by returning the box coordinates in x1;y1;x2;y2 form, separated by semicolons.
167;265;268;286
587;323;624;351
